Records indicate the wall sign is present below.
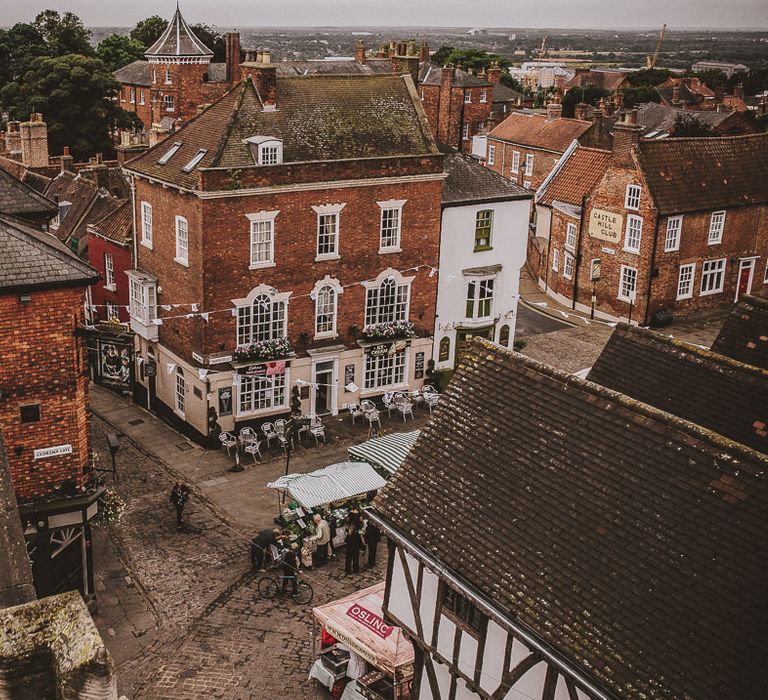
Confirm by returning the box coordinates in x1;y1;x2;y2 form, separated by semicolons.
209;355;233;366
344;364;355;391
145;360;157;377
192;352;205;364
588;208;623;244
237;364;267;377
601;246;616;255
365;339;410;357
34;444;73;460
414;351;425;379
346;603;393;639
218;387;232;416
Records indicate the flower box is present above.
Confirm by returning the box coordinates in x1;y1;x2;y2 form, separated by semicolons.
233;337;292;362
362;321;415;341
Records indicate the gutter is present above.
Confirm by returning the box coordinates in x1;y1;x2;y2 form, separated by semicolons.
367;508;615;700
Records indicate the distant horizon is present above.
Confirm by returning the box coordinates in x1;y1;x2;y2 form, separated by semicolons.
77;25;768;32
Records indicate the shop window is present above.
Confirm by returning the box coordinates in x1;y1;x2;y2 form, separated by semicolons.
499;325;510;347
364;350;406;389
238;372;287;414
441;583;483;633
439;336;450;362
20;404;41;424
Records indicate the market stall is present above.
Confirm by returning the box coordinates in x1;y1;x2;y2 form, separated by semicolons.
310;582;414;699
347;431;421;476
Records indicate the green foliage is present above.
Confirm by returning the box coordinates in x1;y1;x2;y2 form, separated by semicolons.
0;23;49;95
690;69;728;91
429;45;509;72
2;54;127;161
739;66;768;96
130;15;168;49
626;68;670;87
431;45;454;67
33;10;93;57
672;114;714;137
190;24;225;62
97;34;146;72
513;338;528;351
500;72;525;94
562;84;610;118
621;85;661;108
430;369;454;392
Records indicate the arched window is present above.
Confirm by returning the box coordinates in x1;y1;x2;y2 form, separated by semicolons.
237;293;287;345
175;367;185;415
365;276;409;325
439;337;450;362
315;285;337;336
499;325;510;347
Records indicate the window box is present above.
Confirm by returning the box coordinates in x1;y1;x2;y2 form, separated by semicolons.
233;337;292;363
362;320;415;341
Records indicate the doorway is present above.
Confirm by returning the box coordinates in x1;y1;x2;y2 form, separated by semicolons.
736;259;755;301
455;326;494;367
312;359;336;416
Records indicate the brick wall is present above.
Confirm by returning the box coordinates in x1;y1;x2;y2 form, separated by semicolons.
87;234;132;322
420;83;492;153
0;287;92;502
119;84;152;128
487;139;562;190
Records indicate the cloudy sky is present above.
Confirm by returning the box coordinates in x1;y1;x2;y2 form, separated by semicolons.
4;0;768;29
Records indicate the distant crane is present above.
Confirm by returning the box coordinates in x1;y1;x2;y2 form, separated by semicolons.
538;36;548;62
645;24;667;70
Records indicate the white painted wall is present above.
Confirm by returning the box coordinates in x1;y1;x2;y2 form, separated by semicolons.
434;198;530;369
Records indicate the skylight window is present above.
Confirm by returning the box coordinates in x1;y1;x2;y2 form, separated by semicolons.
158;142;182;165
182;149;207;173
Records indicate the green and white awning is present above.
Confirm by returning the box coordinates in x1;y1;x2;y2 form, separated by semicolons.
348;430;421;475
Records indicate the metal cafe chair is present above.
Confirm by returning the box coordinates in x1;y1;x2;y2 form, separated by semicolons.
261;422;278;448
244;440;263;463
361;400;382;430
218;432;237;456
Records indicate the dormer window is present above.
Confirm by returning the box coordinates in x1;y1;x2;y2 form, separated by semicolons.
158;142;182;165
182;149;207;173
51;200;71;230
243;136;283;166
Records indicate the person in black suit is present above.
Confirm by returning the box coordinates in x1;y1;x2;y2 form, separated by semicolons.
363;515;381;568
345;524;362;575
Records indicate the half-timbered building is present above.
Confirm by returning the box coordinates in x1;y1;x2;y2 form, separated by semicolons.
371;337;768;700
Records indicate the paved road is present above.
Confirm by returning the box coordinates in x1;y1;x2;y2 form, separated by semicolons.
515;301;572;338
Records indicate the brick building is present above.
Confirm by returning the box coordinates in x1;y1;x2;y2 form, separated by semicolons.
122;65;442;440
535;115;768;324
0;214;101;600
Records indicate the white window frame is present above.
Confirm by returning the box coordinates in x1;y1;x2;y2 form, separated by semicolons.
129;87;135;104
523;180;532;189
139;90;145;105
312;275;343;339
511;151;520;174
364;349;408;391
676;263;696;300
104;252;115;290
312;203;345;261
105;301;119;321
700;258;726;296
563;251;575;280
363;268;414;327
128;277;156;325
708;211;725;245
175;367;185;416
164;67;172;84
174;215;189;266
664;215;683;252
524;153;534;176
378;199;406;253
764;259;768;284
237;371;288;416
140;201;153;248
624;184;641;211
624;214;643;254
618;265;638;303
464;91;472;104
233;285;291;346
158;141;181;165
551;248;560;272
480;90;487;103
462;123;470;140
565;223;577;251
466;278;495;320
182;149;207;173
245;210;278;269
164;94;174;112
487;144;496;166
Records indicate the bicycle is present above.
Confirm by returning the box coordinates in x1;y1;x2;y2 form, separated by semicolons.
258;571;314;605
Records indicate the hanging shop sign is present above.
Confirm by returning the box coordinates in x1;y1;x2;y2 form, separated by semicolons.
588;209;623;244
365;339;410;357
145;360;157;377
344;364;355;391
34;444;73;460
346;603;394;640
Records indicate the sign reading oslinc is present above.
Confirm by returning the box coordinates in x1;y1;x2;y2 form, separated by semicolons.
34;444;73;460
346;603;393;639
588;208;623;244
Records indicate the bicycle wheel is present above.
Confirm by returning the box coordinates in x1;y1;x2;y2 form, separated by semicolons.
293;581;314;605
258;576;279;599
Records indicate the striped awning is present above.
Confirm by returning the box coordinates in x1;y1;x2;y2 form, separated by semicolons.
348;430;421;475
268;462;386;509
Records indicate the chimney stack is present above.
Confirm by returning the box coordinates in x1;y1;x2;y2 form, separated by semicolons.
611;110;642;167
4;121;21;157
241;48;277;108
391;40;419;85
574;102;589;121
355;39;366;64
487;61;502;84
225;32;241;84
733;82;744;100
714;85;724;106
419;41;430;64
546;100;562;121
59;146;75;173
438;66;456;145
19;113;49;168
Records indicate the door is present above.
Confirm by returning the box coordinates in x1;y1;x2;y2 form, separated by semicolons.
736;259;754;301
455;326;495;367
313;360;335;416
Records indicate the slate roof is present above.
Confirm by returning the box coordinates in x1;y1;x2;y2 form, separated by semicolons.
711;295;768;370
125;74;438;190
0;165;57;219
442;154;530;206
489;112;592;153
537;145;610;206
628;102;756;138
637;133;768;214
374;337;768;700
276;58;392;77
144;7;213;59
491;82;524;104
87;200;132;246
0;215;98;291
418;63;492;88
587;324;768;453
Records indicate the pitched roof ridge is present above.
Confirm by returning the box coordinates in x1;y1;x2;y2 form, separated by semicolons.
279;72;406;81
145;5;213;58
468;337;768;468
575;145;611;154
613;323;768;380
640;131;768;147
211;79;254;168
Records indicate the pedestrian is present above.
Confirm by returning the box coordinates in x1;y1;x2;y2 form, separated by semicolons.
250;527;280;571
363;515;381;569
280;542;300;596
169;483;189;528
348;506;363;530
345;524;362;575
326;510;337;558
311;513;331;567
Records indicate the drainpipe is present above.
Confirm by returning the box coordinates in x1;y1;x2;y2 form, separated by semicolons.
642;214;661;326
571;194;588;309
129;175;138;269
543;209;553;292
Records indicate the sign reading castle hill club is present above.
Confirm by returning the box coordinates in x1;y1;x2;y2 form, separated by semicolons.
588;208;624;244
346;603;394;639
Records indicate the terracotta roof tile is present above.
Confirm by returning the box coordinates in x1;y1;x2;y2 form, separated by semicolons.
537;145;610;207
489;112;592;153
375;337;768;700
711;295;768;370
87;200;132;246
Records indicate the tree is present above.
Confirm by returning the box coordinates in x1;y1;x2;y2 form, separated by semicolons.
691;69;728;91
33;10;93;57
626;68;670;87
431;45;454;67
500;73;525;93
190;24;225;62
2;54;129;161
0;23;49;96
621;85;662;108
130;15;168;49
97;34;146;72
562;85;610;118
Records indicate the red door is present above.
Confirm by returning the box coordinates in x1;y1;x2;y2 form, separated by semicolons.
737;263;752;299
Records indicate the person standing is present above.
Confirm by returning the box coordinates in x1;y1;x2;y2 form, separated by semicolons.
280;542;300;595
169;483;189;528
312;513;331;567
250;527;280;571
345;524;362;575
363;515;381;569
326;510;337;558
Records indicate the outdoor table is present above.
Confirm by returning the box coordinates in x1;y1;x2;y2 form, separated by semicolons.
308;658;337;690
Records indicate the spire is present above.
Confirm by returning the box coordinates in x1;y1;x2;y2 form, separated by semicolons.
145;4;214;62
